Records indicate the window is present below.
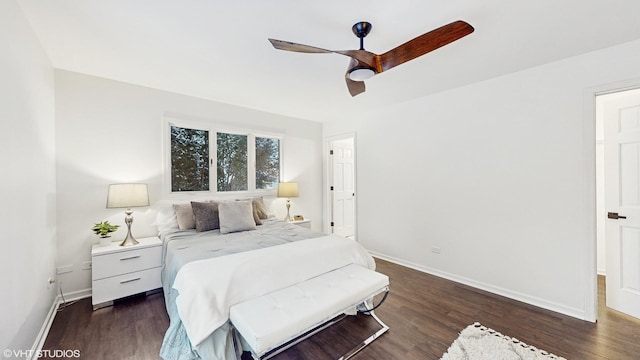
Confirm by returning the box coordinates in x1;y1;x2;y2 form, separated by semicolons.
170;125;210;192
255;136;280;190
217;132;248;191
168;123;281;193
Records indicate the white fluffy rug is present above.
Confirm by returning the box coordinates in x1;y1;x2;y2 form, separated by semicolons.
440;323;567;360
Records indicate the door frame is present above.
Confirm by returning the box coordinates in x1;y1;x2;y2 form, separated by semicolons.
323;132;357;238
584;77;640;322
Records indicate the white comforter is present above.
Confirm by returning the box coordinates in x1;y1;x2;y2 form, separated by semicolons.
172;234;375;346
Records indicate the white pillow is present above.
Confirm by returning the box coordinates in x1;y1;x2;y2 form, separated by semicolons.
149;199;181;235
173;203;196;230
218;200;257;234
236;197;268;225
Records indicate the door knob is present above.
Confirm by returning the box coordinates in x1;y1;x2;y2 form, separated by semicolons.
607;212;627;219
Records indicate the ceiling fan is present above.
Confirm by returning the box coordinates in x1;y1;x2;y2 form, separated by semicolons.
268;20;474;97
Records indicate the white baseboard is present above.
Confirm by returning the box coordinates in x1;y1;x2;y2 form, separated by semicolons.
28;288;92;360
370;251;587;321
59;288;92;303
29;295;60;360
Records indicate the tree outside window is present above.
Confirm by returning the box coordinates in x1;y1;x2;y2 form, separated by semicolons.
256;137;280;190
217;132;248;191
170;125;209;192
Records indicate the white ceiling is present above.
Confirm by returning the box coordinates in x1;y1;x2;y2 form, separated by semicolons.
17;0;640;122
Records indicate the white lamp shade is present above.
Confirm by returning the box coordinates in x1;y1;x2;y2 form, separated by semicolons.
277;182;299;198
106;183;149;208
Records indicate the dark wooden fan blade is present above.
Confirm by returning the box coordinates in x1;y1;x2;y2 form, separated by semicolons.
379;20;474;72
345;76;366;97
268;38;333;54
269;39;379;68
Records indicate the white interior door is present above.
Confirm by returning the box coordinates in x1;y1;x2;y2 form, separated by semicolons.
604;89;640;319
331;139;355;238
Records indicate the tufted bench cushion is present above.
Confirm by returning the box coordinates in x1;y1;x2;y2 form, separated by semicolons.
229;263;389;358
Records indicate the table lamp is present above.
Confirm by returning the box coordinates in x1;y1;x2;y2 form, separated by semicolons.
277;182;298;222
106;183;149;246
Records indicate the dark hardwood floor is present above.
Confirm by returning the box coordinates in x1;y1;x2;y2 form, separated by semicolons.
41;259;640;359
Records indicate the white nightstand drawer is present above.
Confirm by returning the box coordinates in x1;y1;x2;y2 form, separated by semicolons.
92;245;162;280
92;267;161;305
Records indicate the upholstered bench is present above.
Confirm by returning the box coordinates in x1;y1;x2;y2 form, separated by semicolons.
230;264;390;360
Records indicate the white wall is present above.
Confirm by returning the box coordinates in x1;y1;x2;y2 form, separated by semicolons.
55;71;323;295
0;0;57;352
324;38;640;320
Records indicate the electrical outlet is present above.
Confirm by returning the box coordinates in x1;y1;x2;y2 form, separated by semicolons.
82;261;92;270
431;246;442;254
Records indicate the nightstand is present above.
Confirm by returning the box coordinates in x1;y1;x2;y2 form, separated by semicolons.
91;236;162;310
290;219;311;229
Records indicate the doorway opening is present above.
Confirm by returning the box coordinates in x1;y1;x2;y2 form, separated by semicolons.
595;87;640;320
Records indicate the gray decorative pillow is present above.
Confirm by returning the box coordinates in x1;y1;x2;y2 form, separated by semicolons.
191;201;220;232
173;203;196;230
237;197;269;224
219;200;257;234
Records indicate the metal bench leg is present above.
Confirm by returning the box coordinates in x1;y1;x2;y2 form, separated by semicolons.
338;311;389;360
257;314;348;359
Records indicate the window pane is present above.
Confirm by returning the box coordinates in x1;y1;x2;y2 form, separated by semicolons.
170;125;209;192
256;137;280;189
217;132;248;191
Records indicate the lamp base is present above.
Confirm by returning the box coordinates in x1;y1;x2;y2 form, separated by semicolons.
119;233;139;246
119;209;140;246
284;199;292;222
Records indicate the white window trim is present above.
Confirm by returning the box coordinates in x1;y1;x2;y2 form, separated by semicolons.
163;116;284;198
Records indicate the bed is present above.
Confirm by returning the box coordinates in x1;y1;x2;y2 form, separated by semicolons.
153;198;381;360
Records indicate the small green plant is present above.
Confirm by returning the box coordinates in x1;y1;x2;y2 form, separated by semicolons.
92;221;120;238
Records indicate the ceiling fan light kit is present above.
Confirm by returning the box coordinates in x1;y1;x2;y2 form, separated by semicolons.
268;19;474;97
347;67;376;81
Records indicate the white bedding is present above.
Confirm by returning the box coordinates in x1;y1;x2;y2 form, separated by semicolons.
172;234;375;346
